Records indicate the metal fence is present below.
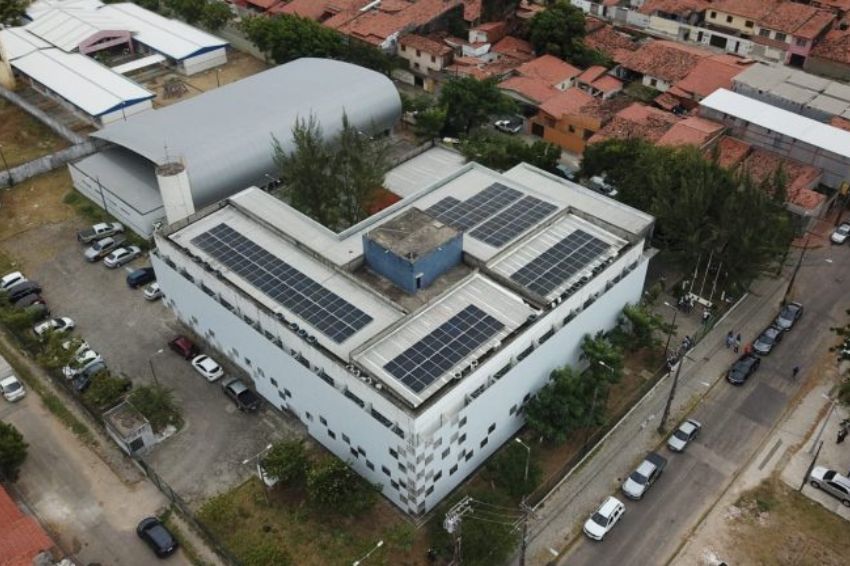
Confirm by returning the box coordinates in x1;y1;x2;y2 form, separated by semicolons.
134;457;241;566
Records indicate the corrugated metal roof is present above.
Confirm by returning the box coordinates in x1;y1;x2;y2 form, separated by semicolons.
26;0;104;20
11;48;153;116
99;3;227;60
25;7;129;51
0;27;50;60
91;58;401;210
701;89;850;159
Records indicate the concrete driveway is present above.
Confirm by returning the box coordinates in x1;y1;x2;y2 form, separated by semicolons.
3;219;299;506
0;391;190;566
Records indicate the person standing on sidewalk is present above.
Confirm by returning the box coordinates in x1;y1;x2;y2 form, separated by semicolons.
792;365;800;379
725;331;734;349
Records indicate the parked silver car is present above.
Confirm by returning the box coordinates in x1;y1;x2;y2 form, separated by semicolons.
103;246;142;268
809;466;850;506
621;452;667;499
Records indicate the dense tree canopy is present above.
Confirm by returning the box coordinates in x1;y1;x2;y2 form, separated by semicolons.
274;114;390;229
306;458;378;516
0;422;27;482
528;1;610;67
0;0;26;26
460;133;560;172
583;138;794;292
484;441;542;500
438;77;517;135
262;439;308;486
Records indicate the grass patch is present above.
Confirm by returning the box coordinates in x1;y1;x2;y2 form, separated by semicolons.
624;82;661;103
197;477;426;566
0;168;76;241
160;508;214;566
0;99;69;167
729;477;850;565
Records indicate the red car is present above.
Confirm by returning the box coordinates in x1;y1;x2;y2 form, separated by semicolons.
168;336;198;359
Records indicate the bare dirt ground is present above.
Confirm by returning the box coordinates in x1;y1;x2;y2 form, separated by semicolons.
0;99;69;167
0;168;76;243
146;51;269;108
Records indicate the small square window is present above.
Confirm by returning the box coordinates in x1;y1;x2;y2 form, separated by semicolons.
320;416;327;426
426;485;434;496
391;480;399;490
357;446;366;456
350;447;358;458
726;15;732;23
488;423;496;433
270;377;278;387
433;437;443;448
458;433;466;444
398;462;407;473
284;388;292;398
745;20;753;28
459;416;467;428
327;430;336;439
523;393;530;403
342;434;351;444
433;471;443;482
775;32;786;42
244;357;252;366
449;464;458;475
465;450;474;461
366;460;375;471
305;412;313;421
278;390;286;400
389;448;398;459
442;448;450;459
382;465;391;477
480;438;489;448
710;10;716;18
509;404;518;415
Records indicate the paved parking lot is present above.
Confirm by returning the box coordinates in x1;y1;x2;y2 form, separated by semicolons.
2;219;301;506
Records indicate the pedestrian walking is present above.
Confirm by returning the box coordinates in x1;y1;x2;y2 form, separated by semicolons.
702;308;711;324
734;337;741;353
838;427;847;444
725;331;734;349
743;342;753;355
792;365;800;379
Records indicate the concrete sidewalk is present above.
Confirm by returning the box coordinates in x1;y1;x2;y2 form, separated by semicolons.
525;272;790;565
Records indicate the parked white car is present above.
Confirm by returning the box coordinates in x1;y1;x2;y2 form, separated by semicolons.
583;496;625;541
831;222;850;245
0;271;26;292
191;355;224;382
33;317;75;337
103;246;142;268
0;375;25;402
143;282;162;301
62;349;104;379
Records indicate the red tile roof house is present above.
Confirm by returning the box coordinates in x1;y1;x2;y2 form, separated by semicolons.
323;0;465;51
498;55;581;106
752;2;835;67
585;17;639;64
666;53;753;109
710;136;827;216
657;115;725;149
616;40;715;92
0;486;56;565
805;25;850;81
587;102;682;144
638;0;711;25
576;65;623;99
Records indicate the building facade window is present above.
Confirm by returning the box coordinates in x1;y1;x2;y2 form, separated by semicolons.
366;460;375;471
319;416;327;426
382;465;391;477
775;32;786;42
442;447;451;459
449;464;458;475
488;423;496;433
327;430;336;439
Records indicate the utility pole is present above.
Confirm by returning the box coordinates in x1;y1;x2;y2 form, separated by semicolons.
518;497;532;566
783;235;810;304
662;301;679;359
658;355;685;434
444;496;472;565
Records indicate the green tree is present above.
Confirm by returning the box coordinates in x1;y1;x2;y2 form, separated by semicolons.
274;114;389;229
262;439;308;486
0;422;27;482
274;116;336;226
460;132;560;172
36;335;79;370
525;365;592;443
240;15;343;64
484;441;541;500
528;1;605;66
306;458;378;515
438;77;516;135
166;0;206;24
333;113;391;226
83;370;131;410
614;303;671;352
412;107;447;141
200;1;233;31
134;0;162;12
427;490;520;565
128;384;182;432
0;0;26;26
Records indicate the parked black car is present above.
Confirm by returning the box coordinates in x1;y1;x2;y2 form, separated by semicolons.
127;267;156;289
13;293;45;309
727;353;761;385
137;517;179;558
6;281;41;303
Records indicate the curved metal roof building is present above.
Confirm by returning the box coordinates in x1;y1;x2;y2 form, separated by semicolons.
71;58;402;235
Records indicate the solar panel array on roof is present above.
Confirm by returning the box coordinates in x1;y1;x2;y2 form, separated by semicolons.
383;305;504;394
510;229;609;297
469;196;558;247
192;223;373;343
426;183;522;231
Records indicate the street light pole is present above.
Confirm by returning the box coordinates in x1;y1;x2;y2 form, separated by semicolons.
514;437;531;484
352;540;384;566
783;235;810;304
657;355;685;434
148;348;165;386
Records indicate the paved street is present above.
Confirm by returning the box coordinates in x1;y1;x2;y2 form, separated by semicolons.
527;242;850;565
0;390;191;565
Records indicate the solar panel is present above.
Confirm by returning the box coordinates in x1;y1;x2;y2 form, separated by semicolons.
426;183;522;231
510;229;609;297
470;196;558;247
192;223;373;344
383;305;504;394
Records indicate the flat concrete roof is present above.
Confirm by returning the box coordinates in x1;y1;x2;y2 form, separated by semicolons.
365;208;458;259
384;146;467;198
